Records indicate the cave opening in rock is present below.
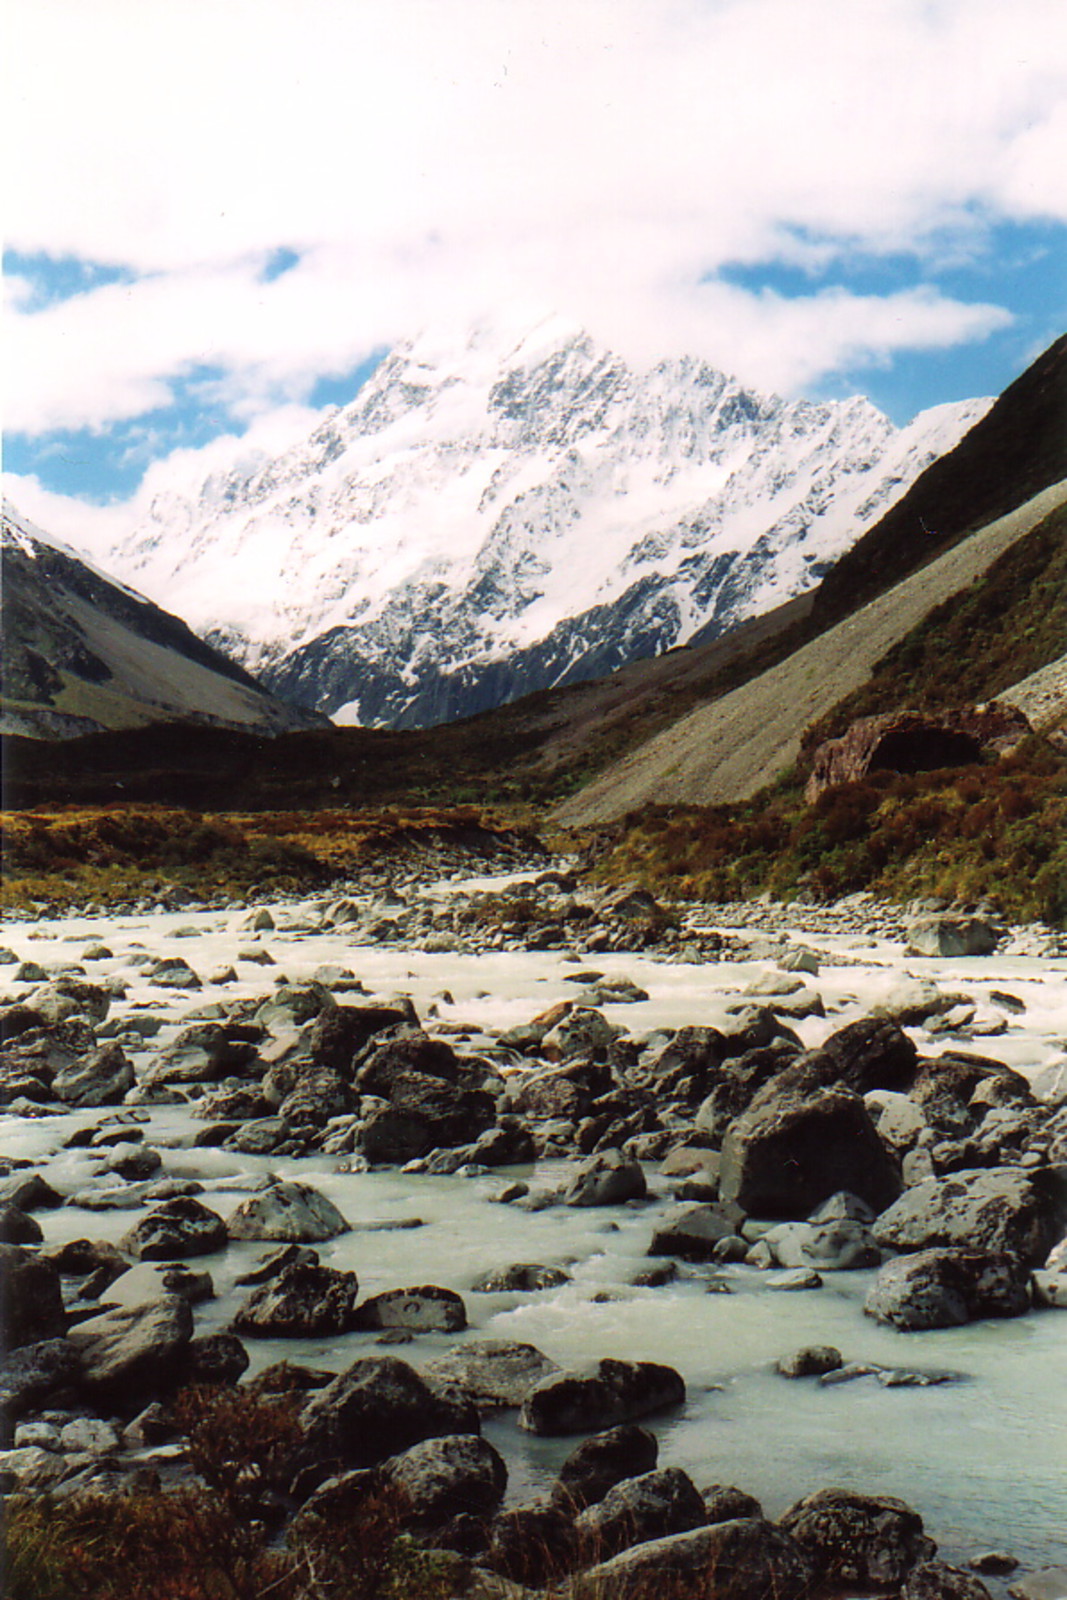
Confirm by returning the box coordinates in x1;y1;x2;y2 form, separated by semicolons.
867;727;983;776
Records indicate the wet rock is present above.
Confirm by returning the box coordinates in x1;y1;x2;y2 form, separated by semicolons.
278;1067;354;1127
0;1206;43;1245
872;1167;1064;1266
424;1340;560;1413
0;1339;81;1431
353;1285;467;1333
120;1197;228;1260
759;1219;880;1271
0;1246;66;1348
299;1355;480;1470
232;1261;361;1337
178;1331;249;1386
103;1261;214;1308
148;957;202;990
776;1346;844;1378
720;1087;901;1219
308;1004;411;1072
780;1487;936;1586
30;979;111;1025
355;1032;459;1093
648;1202;747;1262
52;1044;135;1107
255;982;336;1031
471;1261;571;1293
543;1008;624;1062
702;1485;764;1522
903;1561;996;1600
146;1022;260;1085
464;1118;536;1167
226;1180;350;1242
102;1143;163;1181
575;1466;707;1561
0;1173;63;1211
864;1247;1032;1329
569;1517;812;1600
908;917;998;958
486;1500;579;1586
551;1424;660;1511
68;1294;194;1406
564;1149;647;1207
519;1358;685;1436
382;1432;507;1528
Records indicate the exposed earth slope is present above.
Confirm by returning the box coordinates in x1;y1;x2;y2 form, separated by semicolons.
1;505;325;740
554;478;1067;826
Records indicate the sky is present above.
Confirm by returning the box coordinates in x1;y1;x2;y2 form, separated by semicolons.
4;0;1066;552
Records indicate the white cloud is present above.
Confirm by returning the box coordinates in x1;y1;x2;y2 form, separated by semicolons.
5;0;1066;443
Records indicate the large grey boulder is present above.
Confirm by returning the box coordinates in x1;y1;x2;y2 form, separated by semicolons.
232;1261;361;1337
552;1424;660;1511
422;1339;560;1412
759;1219;880;1271
902;1560;996;1600
872;1167;1064;1266
568;1517;812;1600
29;979;110;1025
564;1149;647;1207
299;1355;480;1469
907;916;998;957
145;1022;260;1085
381;1433;507;1528
68;1294;194;1405
519;1358;685;1435
0;1338;81;1431
780;1488;936;1586
575;1466;707;1561
226;1181;350;1242
52;1044;135;1107
648;1201;750;1262
487;1500;580;1587
120;1196;228;1260
352;1285;467;1333
720;1088;901;1218
863;1247;1032;1329
0;1246;66;1350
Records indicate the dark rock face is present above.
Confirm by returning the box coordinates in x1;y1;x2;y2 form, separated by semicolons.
309;1005;412;1073
648;1202;747;1261
0;1246;66;1349
872;1168;1064;1266
568;1516;813;1600
805;705;1031;802
702;1485;764;1523
120;1197;229;1260
552;1425;660;1511
719;1088;901;1218
780;1488;936;1586
381;1433;507;1528
232;1262;361;1337
355;1033;460;1094
487;1500;580;1586
575;1466;708;1561
0;1337;81;1430
299;1355;480;1469
52;1043;135;1107
471;1263;571;1293
902;1560;996;1600
519;1358;685;1436
564;1150;648;1207
358;1074;496;1161
68;1294;194;1406
863;1247;1032;1329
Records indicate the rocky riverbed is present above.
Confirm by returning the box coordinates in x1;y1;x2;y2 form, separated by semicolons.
2;860;1066;1599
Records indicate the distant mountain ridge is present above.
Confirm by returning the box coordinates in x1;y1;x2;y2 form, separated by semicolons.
91;317;990;727
1;505;325;740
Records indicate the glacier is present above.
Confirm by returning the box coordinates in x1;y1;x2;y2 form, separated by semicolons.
93;316;991;727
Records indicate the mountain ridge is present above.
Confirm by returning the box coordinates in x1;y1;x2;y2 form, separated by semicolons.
88;318;990;727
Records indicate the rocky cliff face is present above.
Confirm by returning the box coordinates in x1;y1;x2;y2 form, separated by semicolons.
1;505;326;739
97;317;990;727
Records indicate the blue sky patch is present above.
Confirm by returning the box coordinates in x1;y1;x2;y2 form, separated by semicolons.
5;250;138;310
309;350;388;410
260;246;302;282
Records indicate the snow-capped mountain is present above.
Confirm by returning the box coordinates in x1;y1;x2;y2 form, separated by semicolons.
99;317;991;727
1;503;325;739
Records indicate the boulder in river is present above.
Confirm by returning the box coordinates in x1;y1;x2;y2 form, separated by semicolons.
564;1149;648;1207
864;1247;1032;1329
569;1516;813;1600
232;1261;361;1337
872;1167;1065;1266
519;1358;685;1435
422;1339;561;1412
52;1044;135;1107
551;1423;660;1511
780;1487;936;1586
226;1180;350;1242
720;1087;901;1218
120;1197;228;1260
68;1293;194;1407
299;1355;480;1470
0;1245;66;1348
352;1285;467;1333
575;1466;708;1562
